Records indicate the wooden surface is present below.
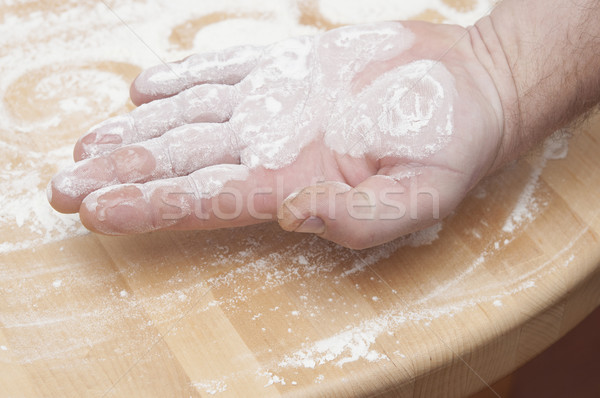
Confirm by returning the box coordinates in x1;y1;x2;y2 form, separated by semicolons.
1;1;600;397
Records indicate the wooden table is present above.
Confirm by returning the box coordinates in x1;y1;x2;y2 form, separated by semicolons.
1;1;599;397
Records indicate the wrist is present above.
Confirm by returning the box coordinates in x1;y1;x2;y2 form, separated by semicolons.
468;15;521;173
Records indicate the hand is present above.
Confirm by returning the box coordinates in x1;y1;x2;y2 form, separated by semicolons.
48;21;505;249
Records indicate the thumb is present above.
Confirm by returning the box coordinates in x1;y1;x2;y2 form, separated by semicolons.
278;172;457;249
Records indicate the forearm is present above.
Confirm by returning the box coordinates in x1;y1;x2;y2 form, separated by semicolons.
473;0;600;169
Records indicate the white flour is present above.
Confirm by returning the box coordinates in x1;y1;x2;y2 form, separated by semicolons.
125;23;452;174
324;58;455;160
190;380;228;395
0;143;88;253
502;130;570;233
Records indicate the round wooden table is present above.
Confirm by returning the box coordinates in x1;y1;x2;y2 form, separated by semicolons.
1;1;599;396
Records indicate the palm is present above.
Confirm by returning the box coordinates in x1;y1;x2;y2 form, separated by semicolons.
49;21;503;249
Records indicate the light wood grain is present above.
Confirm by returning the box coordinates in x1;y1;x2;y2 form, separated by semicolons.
1;1;599;397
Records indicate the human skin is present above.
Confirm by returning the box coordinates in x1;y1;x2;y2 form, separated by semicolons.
474;0;600;163
47;0;600;249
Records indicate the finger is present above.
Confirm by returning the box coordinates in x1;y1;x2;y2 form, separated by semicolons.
278;168;464;250
74;84;237;160
78;165;275;235
50;123;239;214
130;45;262;105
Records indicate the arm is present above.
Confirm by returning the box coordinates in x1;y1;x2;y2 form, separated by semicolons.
472;0;600;171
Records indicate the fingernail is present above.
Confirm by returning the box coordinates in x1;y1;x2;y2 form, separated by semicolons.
92;185;150;234
110;146;156;182
80;132;97;146
95;185;146;227
53;158;115;200
295;216;325;234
